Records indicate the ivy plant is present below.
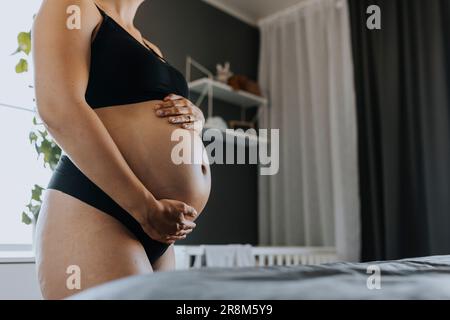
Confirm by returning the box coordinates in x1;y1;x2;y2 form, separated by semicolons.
13;28;62;225
13;31;31;73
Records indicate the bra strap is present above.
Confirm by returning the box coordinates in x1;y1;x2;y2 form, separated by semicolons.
142;39;168;63
94;2;107;18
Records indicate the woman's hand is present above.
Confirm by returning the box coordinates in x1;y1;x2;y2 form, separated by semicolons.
155;94;205;133
139;197;198;245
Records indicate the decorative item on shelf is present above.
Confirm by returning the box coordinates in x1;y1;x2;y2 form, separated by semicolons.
215;62;233;84
205;116;228;131
228;120;256;135
186;56;269;144
228;75;262;97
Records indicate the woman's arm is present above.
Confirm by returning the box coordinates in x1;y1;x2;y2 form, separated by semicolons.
33;0;196;243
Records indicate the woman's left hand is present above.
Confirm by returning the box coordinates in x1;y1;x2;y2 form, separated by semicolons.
155;94;205;133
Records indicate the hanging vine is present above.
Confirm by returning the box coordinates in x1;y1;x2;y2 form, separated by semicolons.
12;27;62;225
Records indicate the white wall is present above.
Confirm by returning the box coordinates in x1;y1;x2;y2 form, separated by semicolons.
0;263;42;300
0;247;186;299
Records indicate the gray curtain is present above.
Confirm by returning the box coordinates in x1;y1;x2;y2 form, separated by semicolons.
258;0;360;261
349;0;450;261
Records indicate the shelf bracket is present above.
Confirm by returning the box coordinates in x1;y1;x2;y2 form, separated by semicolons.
186;56;214;119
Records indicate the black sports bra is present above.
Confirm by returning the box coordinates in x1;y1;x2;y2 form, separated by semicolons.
85;5;189;109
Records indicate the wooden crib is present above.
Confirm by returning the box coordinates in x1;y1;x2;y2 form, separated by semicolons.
174;245;338;270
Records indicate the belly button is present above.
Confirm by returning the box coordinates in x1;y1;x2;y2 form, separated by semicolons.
201;164;208;175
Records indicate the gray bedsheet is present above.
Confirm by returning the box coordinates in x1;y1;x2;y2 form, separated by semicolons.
72;255;450;299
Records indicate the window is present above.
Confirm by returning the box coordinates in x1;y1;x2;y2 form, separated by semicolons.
0;0;47;245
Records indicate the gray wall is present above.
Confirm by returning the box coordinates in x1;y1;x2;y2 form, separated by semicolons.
136;0;260;245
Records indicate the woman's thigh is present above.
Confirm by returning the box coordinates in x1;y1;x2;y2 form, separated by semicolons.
35;190;153;299
153;245;175;271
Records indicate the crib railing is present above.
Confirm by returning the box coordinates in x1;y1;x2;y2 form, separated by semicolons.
174;245;338;270
252;247;337;267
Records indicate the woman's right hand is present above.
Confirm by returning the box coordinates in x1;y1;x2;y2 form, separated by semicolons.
139;198;198;244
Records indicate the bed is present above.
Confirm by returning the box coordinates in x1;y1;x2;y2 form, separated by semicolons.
71;255;450;300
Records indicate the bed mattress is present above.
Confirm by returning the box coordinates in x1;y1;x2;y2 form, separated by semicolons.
71;255;450;300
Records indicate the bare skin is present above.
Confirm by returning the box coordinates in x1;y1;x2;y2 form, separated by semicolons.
33;0;210;299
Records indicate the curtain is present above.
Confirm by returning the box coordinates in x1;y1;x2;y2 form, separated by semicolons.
349;0;450;261
258;0;360;261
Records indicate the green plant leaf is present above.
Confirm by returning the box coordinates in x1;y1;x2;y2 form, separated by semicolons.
38;130;48;138
34;142;40;156
11;47;21;56
39;139;52;163
17;32;31;55
31;185;44;202
15;58;28;73
14;26;46;226
29;132;38;144
22;212;33;225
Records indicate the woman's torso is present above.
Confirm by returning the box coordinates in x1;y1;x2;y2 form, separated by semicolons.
95;103;211;213
87;8;211;213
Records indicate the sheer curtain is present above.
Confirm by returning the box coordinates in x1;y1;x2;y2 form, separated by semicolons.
258;0;360;261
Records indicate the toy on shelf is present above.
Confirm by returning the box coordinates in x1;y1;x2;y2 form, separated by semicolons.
215;62;233;84
227;75;262;97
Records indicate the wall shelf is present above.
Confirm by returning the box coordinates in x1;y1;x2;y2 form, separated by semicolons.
189;78;268;108
186;57;269;145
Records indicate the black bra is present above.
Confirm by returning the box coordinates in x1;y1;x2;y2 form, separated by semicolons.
85;5;189;109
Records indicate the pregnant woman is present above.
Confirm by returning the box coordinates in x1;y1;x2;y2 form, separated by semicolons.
32;0;211;299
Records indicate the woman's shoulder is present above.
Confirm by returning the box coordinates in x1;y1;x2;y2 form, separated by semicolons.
34;0;102;34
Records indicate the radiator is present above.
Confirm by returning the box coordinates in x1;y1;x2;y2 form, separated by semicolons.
174;245;338;270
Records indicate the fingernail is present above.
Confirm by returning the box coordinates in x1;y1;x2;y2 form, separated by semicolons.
170;117;177;123
156;110;164;116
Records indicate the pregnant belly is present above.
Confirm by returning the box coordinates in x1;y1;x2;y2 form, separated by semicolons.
95;100;211;215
